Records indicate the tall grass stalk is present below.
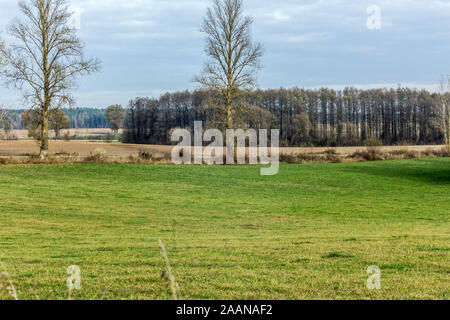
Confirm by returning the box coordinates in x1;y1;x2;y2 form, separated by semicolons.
158;239;180;300
0;260;18;300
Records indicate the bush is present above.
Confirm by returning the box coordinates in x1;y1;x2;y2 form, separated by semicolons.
324;148;337;155
279;153;298;164
431;147;450;158
389;149;419;159
138;151;152;160
324;149;342;163
84;149;107;163
351;150;384;161
364;138;383;147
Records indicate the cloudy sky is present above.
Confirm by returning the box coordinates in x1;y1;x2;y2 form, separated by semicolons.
0;0;449;108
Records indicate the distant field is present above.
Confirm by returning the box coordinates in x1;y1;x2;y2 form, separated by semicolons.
0;159;448;299
0;140;446;157
8;128;122;140
0;140;172;157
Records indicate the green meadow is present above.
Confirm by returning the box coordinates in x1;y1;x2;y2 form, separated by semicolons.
0;158;449;300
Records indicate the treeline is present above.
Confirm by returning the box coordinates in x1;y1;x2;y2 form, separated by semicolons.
5;108;109;129
123;87;448;146
63;108;109;129
3;110;24;129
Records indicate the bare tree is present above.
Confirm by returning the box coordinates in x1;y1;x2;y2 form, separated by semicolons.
0;0;100;157
0;107;12;139
438;75;450;147
195;0;263;129
0;107;6;123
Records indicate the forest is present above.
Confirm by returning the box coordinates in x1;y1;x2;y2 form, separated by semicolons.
122;87;448;147
3;86;448;147
5;107;109;130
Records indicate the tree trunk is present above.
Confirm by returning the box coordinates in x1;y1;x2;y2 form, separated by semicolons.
227;104;233;129
40;109;49;159
444;103;449;147
226;88;233;129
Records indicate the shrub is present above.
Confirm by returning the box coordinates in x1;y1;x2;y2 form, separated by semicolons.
324;149;342;163
279;153;298;164
138;151;152;160
364;137;383;147
351;150;384;161
324;148;337;155
84;149;107;163
152;153;171;162
432;147;450;158
389;149;419;159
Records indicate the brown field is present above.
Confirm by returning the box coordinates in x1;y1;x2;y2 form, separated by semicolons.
279;145;447;155
0;139;446;157
0;140;171;156
7;128;122;140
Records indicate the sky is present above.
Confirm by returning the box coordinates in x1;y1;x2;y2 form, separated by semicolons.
0;0;449;109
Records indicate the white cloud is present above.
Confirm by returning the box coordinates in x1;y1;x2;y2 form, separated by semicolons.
270;10;290;22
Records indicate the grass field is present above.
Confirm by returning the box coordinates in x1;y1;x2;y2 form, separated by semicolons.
0;159;449;300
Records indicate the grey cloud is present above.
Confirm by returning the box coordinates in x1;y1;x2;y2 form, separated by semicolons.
0;0;448;108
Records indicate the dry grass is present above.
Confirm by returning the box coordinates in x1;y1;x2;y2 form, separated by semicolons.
159;240;180;300
0;261;18;300
0;140;446;157
281;147;449;164
0;140;173;157
280;145;447;156
0;141;448;165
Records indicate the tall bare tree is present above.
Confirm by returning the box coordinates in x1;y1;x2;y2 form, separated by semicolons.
0;107;7;124
0;0;100;157
0;107;12;139
438;75;450;146
195;0;263;129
